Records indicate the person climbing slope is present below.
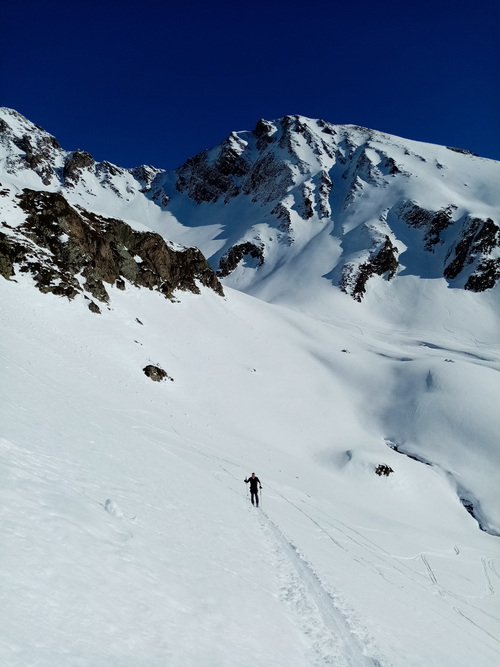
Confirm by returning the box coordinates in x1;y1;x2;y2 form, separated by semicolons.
244;472;262;507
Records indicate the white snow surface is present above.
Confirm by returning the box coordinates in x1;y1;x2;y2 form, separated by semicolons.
1;272;500;667
1;110;500;665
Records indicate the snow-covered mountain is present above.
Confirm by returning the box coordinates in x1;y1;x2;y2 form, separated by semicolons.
1;107;500;666
168;115;500;300
2;109;499;305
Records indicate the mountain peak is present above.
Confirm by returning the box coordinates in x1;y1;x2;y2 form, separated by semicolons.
1;108;499;305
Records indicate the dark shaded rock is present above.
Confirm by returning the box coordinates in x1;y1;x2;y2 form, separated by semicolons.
0;231;25;279
242;152;294;204
11;133;59;185
317;171;333;219
131;165;164;194
217;242;264;277
176;152;234;204
278;115;317;153
88;300;101;314
143;364;173;382
296;183;314;220
379;155;400;176
340;236;399;301
63;149;95;185
465;258;500;291
318;119;337;136
444;216;500;291
175;134;249;204
446;146;479;157
271;202;293;233
253;118;275;150
0;188;224;303
375;464;394;477
398;201;457;250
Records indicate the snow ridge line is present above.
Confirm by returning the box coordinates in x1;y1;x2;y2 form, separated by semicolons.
259;510;386;667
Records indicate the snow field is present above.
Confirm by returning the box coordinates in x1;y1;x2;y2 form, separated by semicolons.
1;271;500;666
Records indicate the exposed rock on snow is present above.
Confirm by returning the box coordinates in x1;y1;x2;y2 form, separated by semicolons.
63;149;95;186
143;364;173;382
340;235;399;301
397;201;458;251
375;464;394;477
444;216;500;291
217;241;265;277
0;188;224;302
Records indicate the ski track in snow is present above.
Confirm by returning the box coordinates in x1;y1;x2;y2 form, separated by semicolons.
481;557;497;596
265;484;500;653
210;459;386;665
421;554;437;585
255;509;385;667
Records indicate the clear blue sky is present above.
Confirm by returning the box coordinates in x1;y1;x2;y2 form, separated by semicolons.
2;0;499;169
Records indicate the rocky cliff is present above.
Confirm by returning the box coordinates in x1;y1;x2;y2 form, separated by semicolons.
0;108;223;309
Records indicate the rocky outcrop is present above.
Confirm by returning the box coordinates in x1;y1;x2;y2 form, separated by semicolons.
444;216;500;291
143;365;173;382
12;133;61;185
217;242;265;277
175;133;250;204
340;236;399;301
63;149;95;185
253;118;275;151
397;201;457;250
316;170;333;219
0;189;224;303
375;464;394;477
0;111;61;186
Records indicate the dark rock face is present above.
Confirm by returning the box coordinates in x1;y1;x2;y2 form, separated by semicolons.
0;189;224;303
10;131;61;185
253;118;275;151
397;201;457;250
375;464;394;476
175;134;250;204
446;146;479;157
63;150;96;185
143;365;173;382
217;242;265;278
444;216;500;291
340;236;399;301
242;152;294;204
316;171;333;219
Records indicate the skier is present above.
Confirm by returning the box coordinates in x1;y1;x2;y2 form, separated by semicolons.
244;472;262;507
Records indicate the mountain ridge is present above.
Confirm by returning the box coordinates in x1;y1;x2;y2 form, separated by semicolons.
2;106;499;310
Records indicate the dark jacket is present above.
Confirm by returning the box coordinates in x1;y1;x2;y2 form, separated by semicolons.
245;476;262;493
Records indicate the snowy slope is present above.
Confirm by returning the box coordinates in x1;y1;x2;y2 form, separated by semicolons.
2;272;500;666
1;109;500;666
